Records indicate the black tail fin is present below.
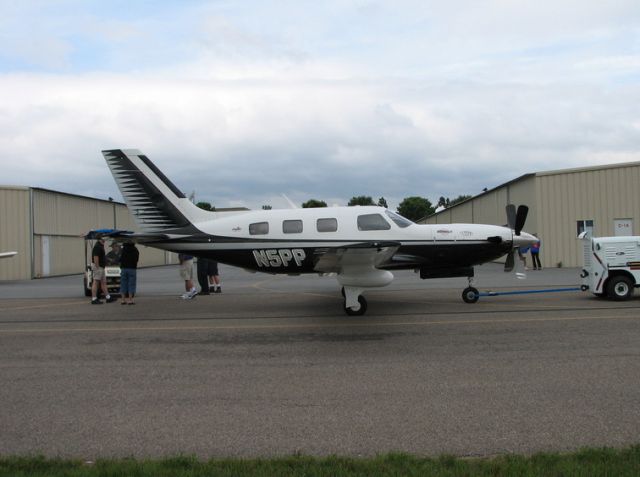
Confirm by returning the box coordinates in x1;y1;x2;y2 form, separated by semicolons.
102;149;209;234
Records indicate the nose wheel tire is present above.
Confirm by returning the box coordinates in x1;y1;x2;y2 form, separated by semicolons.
344;295;367;316
462;287;480;304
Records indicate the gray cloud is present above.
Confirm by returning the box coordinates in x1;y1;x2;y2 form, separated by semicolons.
0;1;639;212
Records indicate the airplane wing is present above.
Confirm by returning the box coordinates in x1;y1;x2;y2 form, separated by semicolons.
313;241;401;274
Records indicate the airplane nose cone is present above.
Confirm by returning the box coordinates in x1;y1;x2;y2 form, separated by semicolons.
513;231;537;248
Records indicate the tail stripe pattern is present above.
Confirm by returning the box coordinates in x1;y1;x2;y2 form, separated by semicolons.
103;149;190;232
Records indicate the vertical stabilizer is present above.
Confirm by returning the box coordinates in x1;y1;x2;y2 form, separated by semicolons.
102;149;209;233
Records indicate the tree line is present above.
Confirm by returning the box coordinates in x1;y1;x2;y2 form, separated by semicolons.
302;194;472;222
198;194;472;223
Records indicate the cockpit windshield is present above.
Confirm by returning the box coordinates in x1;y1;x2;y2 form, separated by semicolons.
385;210;414;228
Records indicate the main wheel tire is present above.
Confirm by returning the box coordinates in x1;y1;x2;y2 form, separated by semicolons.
606;276;634;301
344;295;367;316
462;287;479;304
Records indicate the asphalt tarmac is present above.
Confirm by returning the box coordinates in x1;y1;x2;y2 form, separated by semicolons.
1;263;639;459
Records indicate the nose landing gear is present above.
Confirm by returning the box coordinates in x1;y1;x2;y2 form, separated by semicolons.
462;277;479;304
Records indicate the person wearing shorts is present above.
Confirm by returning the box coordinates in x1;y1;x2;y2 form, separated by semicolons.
208;260;221;293
179;253;197;299
91;236;115;304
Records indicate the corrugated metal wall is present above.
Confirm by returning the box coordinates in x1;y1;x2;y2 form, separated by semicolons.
422;163;640;268
1;187;175;280
31;189;175;278
536;163;640;268
0;187;32;280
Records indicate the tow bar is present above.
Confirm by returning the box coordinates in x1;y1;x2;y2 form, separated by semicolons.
476;287;581;300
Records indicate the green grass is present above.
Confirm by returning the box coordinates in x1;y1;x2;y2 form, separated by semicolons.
1;446;639;477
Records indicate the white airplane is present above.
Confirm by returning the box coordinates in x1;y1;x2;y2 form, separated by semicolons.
0;251;17;259
103;149;537;315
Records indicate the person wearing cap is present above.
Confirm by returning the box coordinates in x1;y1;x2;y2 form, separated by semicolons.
91;235;115;304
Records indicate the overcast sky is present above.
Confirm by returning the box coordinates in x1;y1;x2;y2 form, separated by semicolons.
1;1;639;210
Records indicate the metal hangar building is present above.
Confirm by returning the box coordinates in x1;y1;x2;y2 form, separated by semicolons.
421;161;640;268
0;186;172;281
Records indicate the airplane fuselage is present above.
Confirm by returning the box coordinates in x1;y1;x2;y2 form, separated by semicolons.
146;205;514;275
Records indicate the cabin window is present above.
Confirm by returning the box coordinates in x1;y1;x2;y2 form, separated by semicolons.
357;213;391;231
249;222;269;235
317;218;338;233
283;220;303;234
385;210;413;228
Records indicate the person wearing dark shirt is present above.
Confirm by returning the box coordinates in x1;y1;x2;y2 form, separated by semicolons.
119;241;140;305
91;236;114;304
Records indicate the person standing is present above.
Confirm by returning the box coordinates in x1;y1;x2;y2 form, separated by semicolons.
119;241;139;305
106;242;121;266
179;253;197;299
196;257;211;295
208;260;221;293
530;236;542;270
518;245;530;271
90;235;115;304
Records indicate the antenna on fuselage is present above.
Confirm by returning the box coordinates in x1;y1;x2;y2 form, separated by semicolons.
281;194;299;209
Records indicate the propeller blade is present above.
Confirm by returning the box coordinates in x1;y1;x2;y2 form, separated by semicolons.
506;204;516;230
504;250;515;272
514;205;529;236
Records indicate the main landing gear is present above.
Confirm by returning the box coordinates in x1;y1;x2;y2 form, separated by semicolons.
461;277;479;304
338;270;393;316
344;296;367;316
341;287;367;316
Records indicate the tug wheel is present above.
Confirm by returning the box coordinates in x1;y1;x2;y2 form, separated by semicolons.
606;276;633;301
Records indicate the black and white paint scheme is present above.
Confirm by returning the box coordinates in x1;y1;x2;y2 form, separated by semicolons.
104;149;537;315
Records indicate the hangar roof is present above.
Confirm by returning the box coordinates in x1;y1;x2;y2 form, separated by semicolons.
424;159;640;221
